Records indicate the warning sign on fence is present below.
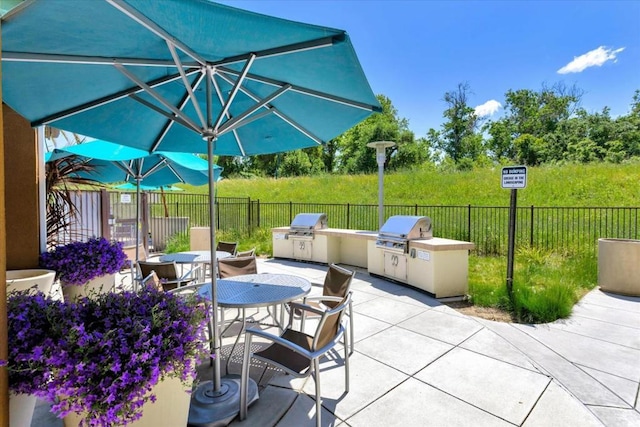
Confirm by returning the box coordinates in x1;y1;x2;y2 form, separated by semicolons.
501;166;527;189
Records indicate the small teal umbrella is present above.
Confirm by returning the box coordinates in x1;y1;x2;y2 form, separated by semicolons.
113;182;184;192
46;140;222;263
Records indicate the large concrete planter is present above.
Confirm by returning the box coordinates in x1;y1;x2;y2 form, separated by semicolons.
598;238;640;296
61;273;116;302
63;375;191;427
6;269;56;296
9;392;37;427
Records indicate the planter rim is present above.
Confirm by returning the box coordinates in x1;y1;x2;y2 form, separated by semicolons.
598;238;640;244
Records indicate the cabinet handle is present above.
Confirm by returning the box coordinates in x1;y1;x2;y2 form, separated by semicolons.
299;241;305;250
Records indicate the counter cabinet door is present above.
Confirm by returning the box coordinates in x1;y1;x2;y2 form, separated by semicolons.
292;239;313;260
383;251;407;281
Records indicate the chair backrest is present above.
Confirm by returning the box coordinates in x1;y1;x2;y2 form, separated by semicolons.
122;243;147;269
137;261;179;281
216;241;238;256
141;270;163;292
235;247;256;258
217;256;258;278
313;292;352;351
322;264;356;308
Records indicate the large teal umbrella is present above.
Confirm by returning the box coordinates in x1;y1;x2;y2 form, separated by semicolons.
2;1;380;424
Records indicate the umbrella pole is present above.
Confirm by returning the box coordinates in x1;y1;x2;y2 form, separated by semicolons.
188;136;257;427
134;177;141;290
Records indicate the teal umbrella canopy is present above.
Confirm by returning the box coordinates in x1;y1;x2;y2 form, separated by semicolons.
2;0;381;156
45;140;221;187
5;2;379;423
113;183;184;192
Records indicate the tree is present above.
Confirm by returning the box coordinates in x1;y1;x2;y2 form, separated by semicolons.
429;82;483;164
484;82;583;164
337;94;421;174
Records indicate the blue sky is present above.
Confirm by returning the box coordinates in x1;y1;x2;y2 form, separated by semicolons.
220;0;640;138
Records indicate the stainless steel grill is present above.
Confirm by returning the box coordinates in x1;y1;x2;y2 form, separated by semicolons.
376;215;432;253
287;213;328;240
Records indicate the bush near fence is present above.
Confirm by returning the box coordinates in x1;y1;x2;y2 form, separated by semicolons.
62;191;639;257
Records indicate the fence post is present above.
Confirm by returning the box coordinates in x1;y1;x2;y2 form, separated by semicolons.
467;204;471;243
246;197;251;236
216;196;220;230
415;204;418;216
530;205;534;247
257;200;261;228
289;201;292;224
346;203;350;229
100;189;111;239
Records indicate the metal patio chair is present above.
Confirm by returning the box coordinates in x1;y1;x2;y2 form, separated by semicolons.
240;292;352;427
137;260;199;291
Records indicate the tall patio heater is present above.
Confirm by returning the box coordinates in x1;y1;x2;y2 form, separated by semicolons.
367;141;395;230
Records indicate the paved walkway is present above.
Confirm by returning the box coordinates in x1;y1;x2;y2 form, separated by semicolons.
31;258;640;426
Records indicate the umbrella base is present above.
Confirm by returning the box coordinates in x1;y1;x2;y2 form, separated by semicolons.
188;375;258;427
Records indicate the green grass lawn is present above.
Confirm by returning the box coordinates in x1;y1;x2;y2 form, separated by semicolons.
175;162;632;323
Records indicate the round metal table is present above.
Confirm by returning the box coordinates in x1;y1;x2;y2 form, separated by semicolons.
159;250;231;264
159;250;231;281
198;273;312;371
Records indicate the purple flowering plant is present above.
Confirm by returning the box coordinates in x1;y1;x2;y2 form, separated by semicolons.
3;285;210;427
39;237;128;286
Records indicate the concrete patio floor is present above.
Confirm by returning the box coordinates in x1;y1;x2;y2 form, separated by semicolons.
32;257;640;426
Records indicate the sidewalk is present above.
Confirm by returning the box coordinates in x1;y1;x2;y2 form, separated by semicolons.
32;258;640;426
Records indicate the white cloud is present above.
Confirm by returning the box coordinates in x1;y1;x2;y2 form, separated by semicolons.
557;46;625;74
474;100;502;117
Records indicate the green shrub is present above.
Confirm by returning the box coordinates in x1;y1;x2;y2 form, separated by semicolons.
164;231;190;253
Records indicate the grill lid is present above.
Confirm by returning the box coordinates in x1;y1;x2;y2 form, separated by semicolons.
290;213;328;230
378;215;432;240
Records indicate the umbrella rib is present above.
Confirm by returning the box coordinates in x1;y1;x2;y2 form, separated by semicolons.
215;72;323;144
1;51;190;68
218;109;273;137
213;54;256;130
151;72;207;153
218;66;381;112
217;84;291;135
129;93;201;136
141;158;169;180
167;41;207;128
210;34;341;68
212;75;246;156
115;63;203;133
106;0;206;65
31;68;200;127
274;111;324;145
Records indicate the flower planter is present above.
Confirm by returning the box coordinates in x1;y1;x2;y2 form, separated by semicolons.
6;269;56;296
62;375;191;427
61;273;116;302
598;238;640;296
9;392;37;427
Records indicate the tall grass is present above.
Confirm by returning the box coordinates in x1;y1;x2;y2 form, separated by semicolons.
469;248;598;323
181;161;640;207
177;162;622;324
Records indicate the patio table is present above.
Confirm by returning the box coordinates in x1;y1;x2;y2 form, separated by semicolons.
159;250;231;282
198;273;312;371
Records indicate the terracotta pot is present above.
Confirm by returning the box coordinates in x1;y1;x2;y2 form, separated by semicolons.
61;273;116;302
9;392;37;427
63;375;191;427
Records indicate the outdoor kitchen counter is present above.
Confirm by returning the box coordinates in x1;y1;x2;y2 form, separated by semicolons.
368;237;475;298
272;227;376;268
409;237;475;251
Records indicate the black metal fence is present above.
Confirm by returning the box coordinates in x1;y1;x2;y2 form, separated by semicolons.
98;191;640;256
